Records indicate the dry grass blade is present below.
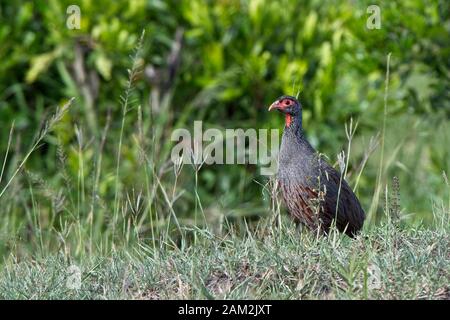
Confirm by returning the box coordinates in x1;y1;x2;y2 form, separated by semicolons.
0;98;74;200
0;121;15;185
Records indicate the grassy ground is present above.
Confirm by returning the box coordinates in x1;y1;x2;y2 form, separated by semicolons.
0;37;448;300
1;216;448;300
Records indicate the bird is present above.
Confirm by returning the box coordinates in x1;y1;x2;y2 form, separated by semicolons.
268;95;365;237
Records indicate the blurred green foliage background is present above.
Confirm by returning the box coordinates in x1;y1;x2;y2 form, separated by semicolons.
0;0;448;257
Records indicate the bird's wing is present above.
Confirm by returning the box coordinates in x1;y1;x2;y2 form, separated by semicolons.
321;166;365;235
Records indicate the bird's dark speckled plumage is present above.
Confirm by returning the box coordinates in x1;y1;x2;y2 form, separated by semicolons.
269;95;365;237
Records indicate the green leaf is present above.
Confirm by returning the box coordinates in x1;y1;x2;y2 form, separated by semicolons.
25;47;62;83
95;53;112;80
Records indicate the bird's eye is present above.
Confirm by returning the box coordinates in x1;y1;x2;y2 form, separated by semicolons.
285;100;291;105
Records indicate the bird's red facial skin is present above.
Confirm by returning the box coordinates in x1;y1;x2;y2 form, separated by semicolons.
268;98;295;127
281;99;293;107
268;98;293;111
